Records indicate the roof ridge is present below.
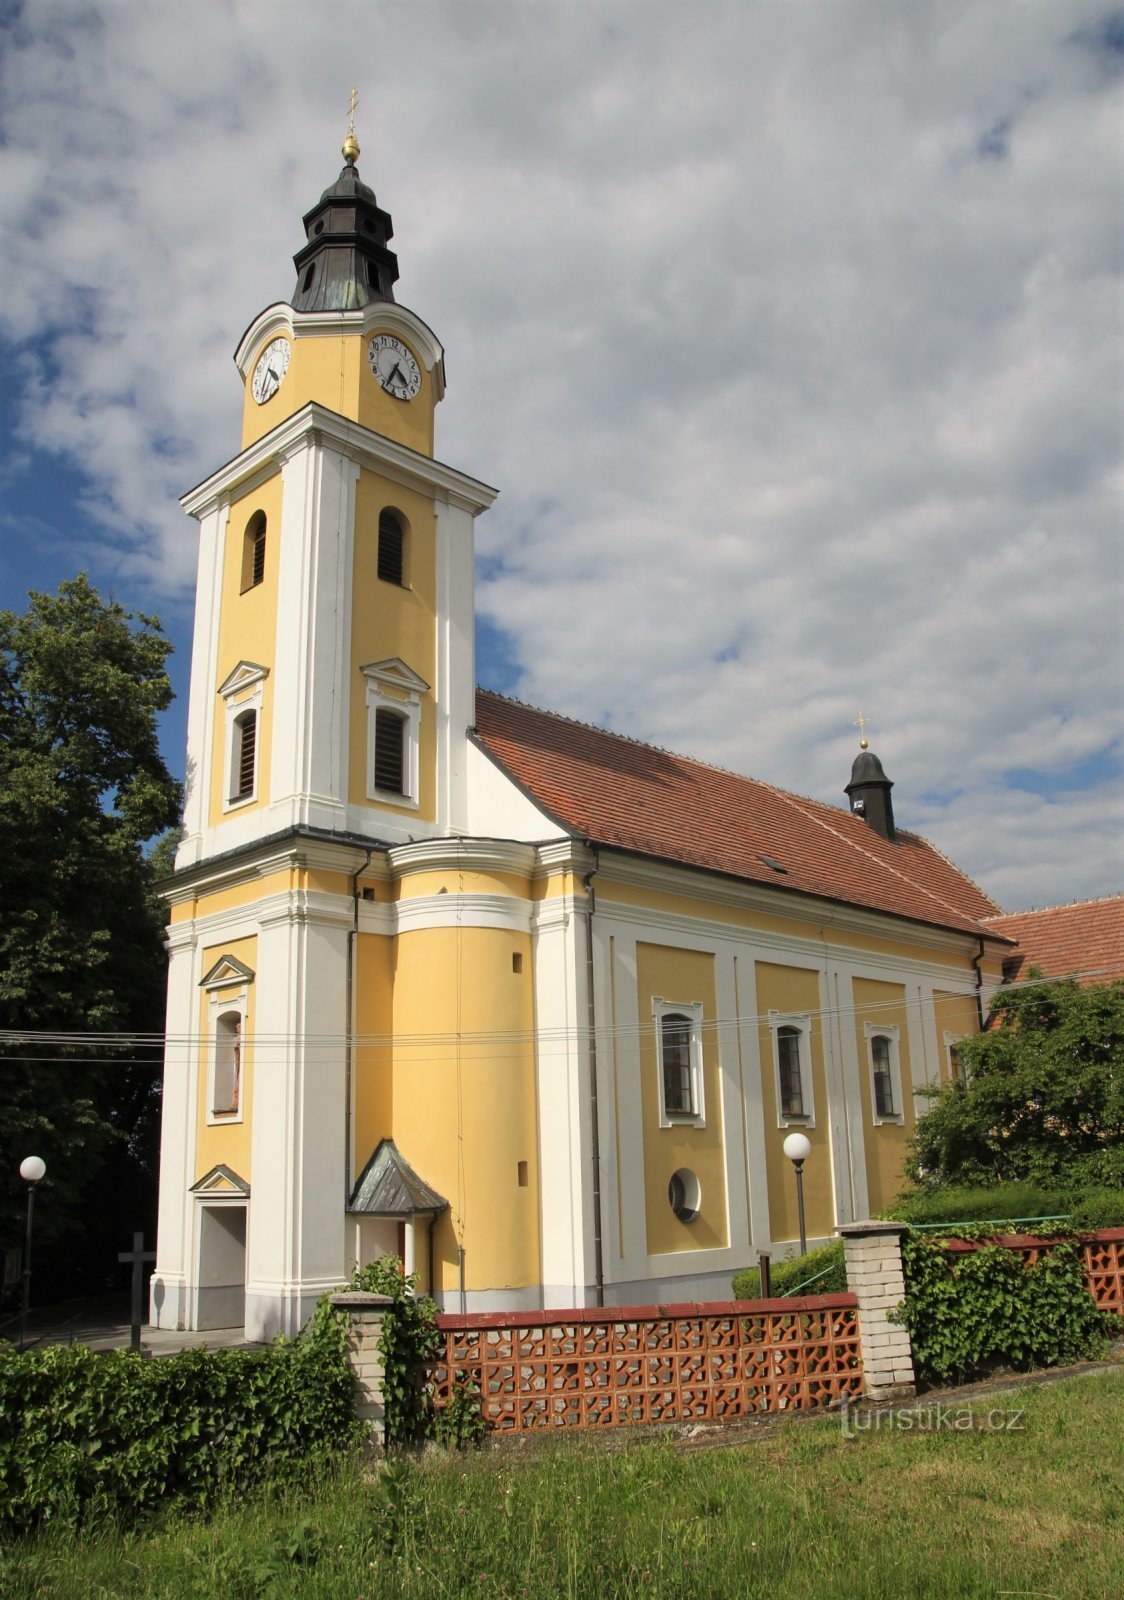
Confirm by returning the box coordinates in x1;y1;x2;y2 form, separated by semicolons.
985;891;1124;922
772;788;998;930
477;686;851;813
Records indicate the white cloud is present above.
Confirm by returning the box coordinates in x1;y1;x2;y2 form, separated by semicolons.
0;0;1120;909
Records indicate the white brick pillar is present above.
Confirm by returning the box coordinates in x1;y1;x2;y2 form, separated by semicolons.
839;1221;916;1400
330;1291;393;1442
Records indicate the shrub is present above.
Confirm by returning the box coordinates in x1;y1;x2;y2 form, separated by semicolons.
732;1240;846;1301
895;1233;1117;1386
881;1181;1070;1227
882;1180;1124;1232
0;1308;358;1538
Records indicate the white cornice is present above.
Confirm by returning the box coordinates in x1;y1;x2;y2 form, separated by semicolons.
388;837;538;879
594;849;995;958
234;300;446;400
163;833;389;907
181;402;498;520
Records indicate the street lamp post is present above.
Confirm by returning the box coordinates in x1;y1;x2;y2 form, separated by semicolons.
782;1133;811;1256
18;1156;46;1352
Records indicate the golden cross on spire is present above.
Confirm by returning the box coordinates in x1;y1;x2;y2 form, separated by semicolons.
854;711;869;750
342;86;360;164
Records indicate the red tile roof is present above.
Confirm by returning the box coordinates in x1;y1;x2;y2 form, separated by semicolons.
473;691;1005;938
984;896;1124;986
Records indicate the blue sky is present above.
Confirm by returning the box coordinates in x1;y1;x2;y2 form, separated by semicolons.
0;0;1121;911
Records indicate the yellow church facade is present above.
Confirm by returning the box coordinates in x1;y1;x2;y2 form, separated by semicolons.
151;142;1010;1339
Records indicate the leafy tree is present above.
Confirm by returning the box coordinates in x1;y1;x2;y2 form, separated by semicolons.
0;575;181;1294
907;976;1124;1189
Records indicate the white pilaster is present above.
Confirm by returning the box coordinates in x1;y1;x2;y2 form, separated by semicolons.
268;438;358;835
176;501;228;869
533;893;598;1306
245;893;352;1340
434;495;476;835
149;926;201;1328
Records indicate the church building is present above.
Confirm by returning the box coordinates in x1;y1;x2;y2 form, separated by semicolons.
151;132;1014;1340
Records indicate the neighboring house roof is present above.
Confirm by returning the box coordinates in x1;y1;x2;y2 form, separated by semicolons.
348;1139;447;1217
983;894;1124;986
472;691;1005;939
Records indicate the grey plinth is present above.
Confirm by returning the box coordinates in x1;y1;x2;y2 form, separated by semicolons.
838;1222;917;1400
329;1292;393;1441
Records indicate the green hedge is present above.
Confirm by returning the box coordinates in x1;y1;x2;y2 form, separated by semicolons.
0;1306;359;1538
732;1240;846;1301
895;1234;1118;1386
881;1180;1124;1231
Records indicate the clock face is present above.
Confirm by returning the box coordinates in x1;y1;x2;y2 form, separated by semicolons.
368;334;422;401
251;338;291;404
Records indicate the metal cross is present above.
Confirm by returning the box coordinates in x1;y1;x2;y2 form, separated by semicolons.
118;1231;156;1351
347;86;359;138
854;711;869;749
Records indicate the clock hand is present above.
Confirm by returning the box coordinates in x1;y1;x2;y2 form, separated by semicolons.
388;362;405;386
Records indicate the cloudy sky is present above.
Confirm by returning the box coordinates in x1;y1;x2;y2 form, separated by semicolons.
0;0;1120;912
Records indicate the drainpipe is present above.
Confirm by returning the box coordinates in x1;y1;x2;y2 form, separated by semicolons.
972;936;987;1033
582;845;605;1307
345;846;375;1207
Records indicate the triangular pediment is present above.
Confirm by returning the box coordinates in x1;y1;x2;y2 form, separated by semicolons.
200;953;255;989
360;658;430;697
218;660;270;699
191;1163;250;1197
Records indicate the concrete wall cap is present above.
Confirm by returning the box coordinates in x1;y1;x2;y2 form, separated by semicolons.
838;1221;911;1238
329;1291;394;1309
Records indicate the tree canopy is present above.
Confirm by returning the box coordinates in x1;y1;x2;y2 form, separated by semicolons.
908;976;1124;1190
0;575;181;1281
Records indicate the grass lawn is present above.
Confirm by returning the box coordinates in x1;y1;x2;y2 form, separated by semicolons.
2;1371;1122;1599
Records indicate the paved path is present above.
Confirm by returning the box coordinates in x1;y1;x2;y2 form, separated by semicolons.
2;1300;260;1356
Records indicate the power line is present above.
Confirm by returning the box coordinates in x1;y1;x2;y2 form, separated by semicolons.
0;966;1112;1069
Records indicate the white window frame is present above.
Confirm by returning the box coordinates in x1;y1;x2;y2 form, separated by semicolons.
943;1031;969;1086
200;956;254;1126
768;1011;815;1128
653;997;705;1128
361;658;428;808
865;1022;905;1125
218;661;269;811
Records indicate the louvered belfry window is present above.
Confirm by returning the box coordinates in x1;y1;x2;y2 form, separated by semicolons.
242;512;266;591
777;1025;805;1118
660;1012;695;1117
377;510;404;585
235;710;257;799
373;708;405;794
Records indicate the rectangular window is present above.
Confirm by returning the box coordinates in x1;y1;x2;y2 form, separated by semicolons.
213;1015;241;1116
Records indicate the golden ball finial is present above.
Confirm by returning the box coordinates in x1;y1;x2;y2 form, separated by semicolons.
342;131;360;165
860;736;869;750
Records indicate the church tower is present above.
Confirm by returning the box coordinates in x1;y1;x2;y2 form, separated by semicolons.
152;126;498;1339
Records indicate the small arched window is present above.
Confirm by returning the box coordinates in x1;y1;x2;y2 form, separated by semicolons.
233;709;257;800
213;1012;241;1116
777;1025;805;1118
377;510;405;586
303;263;315;293
871;1034;895;1117
367;259;381;294
660;1012;695;1118
373;707;406;794
241;511;267;592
